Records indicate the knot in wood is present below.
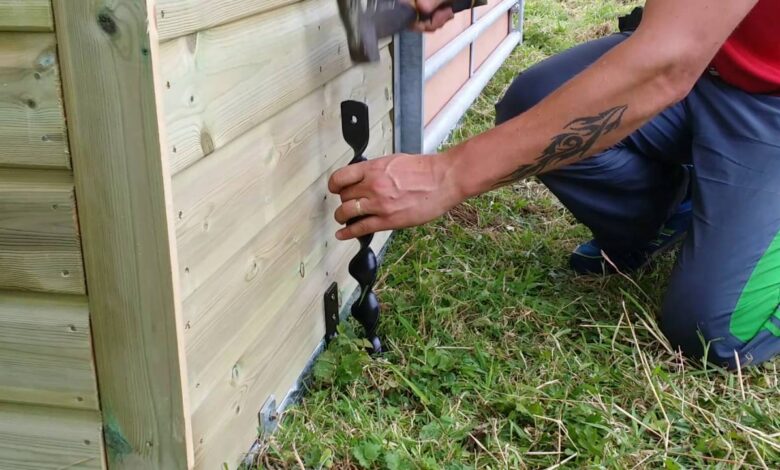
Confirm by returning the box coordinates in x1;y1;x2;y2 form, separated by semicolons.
97;12;118;35
35;49;56;71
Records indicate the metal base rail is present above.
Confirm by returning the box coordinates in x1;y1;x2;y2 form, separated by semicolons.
424;30;521;153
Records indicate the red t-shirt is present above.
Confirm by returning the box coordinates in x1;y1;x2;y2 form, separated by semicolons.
710;0;780;94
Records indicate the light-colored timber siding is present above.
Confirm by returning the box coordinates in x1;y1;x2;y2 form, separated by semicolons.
0;292;98;410
0;169;85;294
0;32;70;169
186;123;393;468
0;403;104;469
0;7;103;469
159;0;383;174
158;0;395;466
154;0;301;41
0;0;54;32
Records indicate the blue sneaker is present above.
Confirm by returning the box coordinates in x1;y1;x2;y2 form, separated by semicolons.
570;200;693;275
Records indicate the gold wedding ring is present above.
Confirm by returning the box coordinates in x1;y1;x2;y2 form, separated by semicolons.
355;199;364;217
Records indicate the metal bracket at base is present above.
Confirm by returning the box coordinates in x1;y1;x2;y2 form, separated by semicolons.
258;395;278;437
324;282;340;343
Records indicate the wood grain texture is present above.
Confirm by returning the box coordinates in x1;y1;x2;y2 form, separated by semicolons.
183;116;393;421
159;0;366;173
192;230;391;470
194;289;326;468
188;143;393;470
0;0;54;32
0;403;104;469
52;1;192;468
155;0;301;41
0;292;98;410
0;169;85;294
0;32;70;169
173;46;393;298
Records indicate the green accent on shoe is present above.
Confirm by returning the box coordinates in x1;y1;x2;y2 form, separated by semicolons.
730;231;780;342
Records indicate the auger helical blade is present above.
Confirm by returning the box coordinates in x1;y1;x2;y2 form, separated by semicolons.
340;100;382;354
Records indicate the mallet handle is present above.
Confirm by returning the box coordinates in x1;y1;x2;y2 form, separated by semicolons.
422;0;489;19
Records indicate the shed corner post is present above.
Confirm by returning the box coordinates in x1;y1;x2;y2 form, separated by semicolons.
51;0;193;468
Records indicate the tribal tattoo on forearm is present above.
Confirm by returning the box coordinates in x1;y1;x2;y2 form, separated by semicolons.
494;105;628;187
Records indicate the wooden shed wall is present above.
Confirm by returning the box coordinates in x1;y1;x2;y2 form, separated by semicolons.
1;0;395;467
0;1;104;467
154;0;395;467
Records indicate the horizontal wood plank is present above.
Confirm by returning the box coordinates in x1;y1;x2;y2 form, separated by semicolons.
0;292;98;410
0;1;54;32
0;32;69;169
184;116;394;414
173;46;393;297
0;169;85;294
155;0;301;41
192;275;325;468
0;403;104;469
159;0;366;173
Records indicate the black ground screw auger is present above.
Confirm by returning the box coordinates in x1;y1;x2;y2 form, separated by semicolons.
340;100;382;354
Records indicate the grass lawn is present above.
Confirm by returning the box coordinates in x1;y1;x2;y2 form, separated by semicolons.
258;1;780;468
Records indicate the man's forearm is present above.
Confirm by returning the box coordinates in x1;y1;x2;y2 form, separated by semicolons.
490;103;630;186
444;31;694;198
327;0;759;241
443;0;759;199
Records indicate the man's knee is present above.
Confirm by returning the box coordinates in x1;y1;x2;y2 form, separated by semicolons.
494;62;572;125
495;73;545;126
661;282;746;368
494;33;630;126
